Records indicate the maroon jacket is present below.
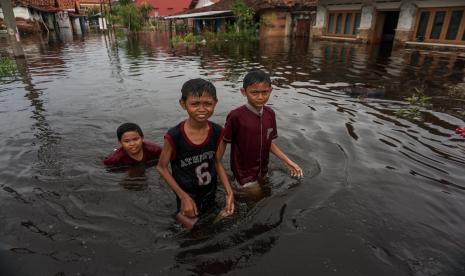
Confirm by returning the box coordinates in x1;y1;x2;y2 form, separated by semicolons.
103;141;162;167
223;104;278;185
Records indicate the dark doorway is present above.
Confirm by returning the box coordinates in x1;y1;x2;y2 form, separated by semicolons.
295;19;311;37
374;11;399;43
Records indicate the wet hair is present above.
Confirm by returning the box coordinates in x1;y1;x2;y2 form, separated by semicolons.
243;69;272;89
116;123;144;141
181;78;217;101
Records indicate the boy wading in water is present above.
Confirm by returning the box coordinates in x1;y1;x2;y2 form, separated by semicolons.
103;123;161;168
156;79;234;229
218;69;303;195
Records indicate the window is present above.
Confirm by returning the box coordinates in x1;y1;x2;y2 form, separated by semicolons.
416;11;430;41
353;13;361;35
446;10;463;40
430;11;446;39
327;11;362;37
344;14;352;34
327;14;334;33
415;7;465;44
335;14;343;33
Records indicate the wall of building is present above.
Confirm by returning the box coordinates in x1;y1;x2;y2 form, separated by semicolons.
260;10;291;37
134;0;191;17
312;0;465;47
0;7;32;20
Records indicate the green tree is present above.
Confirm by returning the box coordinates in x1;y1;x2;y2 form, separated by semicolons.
111;2;144;32
139;2;154;25
231;0;255;32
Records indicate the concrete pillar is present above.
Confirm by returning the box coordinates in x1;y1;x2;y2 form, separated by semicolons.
0;0;25;57
56;11;71;28
312;5;327;38
98;17;107;30
72;17;82;34
284;12;292;37
394;1;417;44
357;5;375;43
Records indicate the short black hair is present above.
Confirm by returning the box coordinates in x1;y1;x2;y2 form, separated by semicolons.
116;123;143;141
181;78;217;101
243;69;271;89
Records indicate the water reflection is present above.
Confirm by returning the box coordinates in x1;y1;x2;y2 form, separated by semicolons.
15;57;63;178
0;32;464;275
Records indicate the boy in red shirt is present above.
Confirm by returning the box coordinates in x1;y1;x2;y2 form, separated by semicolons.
156;79;234;229
219;69;303;189
103;123;161;167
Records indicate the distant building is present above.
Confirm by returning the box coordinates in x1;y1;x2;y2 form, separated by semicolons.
167;0;316;37
312;0;465;48
134;0;192;17
0;0;86;34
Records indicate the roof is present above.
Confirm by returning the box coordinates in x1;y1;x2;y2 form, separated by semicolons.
165;10;231;19
178;0;316;15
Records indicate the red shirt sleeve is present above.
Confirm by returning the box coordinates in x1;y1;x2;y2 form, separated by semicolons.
216;127;225;150
223;112;235;143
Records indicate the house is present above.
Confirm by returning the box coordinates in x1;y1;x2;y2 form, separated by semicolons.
0;0;85;34
166;0;317;37
312;0;465;49
134;0;192;17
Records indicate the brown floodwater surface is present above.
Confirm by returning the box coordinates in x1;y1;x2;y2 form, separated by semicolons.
0;32;464;276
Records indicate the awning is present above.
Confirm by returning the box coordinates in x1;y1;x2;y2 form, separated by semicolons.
164;10;231;19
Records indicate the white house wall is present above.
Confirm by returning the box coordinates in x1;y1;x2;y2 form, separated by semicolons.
0;7;32;20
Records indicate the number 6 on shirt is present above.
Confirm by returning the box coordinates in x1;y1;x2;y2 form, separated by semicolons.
195;162;212;186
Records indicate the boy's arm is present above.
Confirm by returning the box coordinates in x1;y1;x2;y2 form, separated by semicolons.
156;138;198;217
215;140;234;214
270;142;303;178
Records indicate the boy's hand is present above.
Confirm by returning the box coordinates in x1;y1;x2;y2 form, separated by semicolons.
287;161;303;178
224;193;234;215
180;194;198;218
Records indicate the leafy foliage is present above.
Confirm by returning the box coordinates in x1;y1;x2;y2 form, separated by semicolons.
0;57;16;77
395;87;432;120
110;2;153;32
85;6;100;17
231;0;255;32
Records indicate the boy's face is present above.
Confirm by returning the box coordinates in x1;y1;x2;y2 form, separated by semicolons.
180;93;217;124
119;131;144;156
241;82;272;110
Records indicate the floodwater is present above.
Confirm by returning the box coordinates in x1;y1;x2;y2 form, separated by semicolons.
1;32;464;276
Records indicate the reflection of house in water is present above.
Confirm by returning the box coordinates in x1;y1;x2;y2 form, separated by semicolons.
312;0;465;49
166;0;317;38
0;0;86;35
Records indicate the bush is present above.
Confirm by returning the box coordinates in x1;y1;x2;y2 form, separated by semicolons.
0;57;16;77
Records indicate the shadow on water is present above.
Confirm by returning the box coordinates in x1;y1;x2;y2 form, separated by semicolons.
0;32;465;275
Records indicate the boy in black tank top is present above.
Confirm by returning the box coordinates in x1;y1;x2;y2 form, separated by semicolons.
156;79;234;229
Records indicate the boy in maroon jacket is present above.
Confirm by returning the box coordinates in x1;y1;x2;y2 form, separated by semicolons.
103;123;161;168
218;69;303;189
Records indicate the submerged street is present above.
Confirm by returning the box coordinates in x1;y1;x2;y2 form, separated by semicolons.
0;32;464;275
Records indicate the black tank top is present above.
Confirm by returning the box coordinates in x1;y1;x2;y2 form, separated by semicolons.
166;121;222;210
